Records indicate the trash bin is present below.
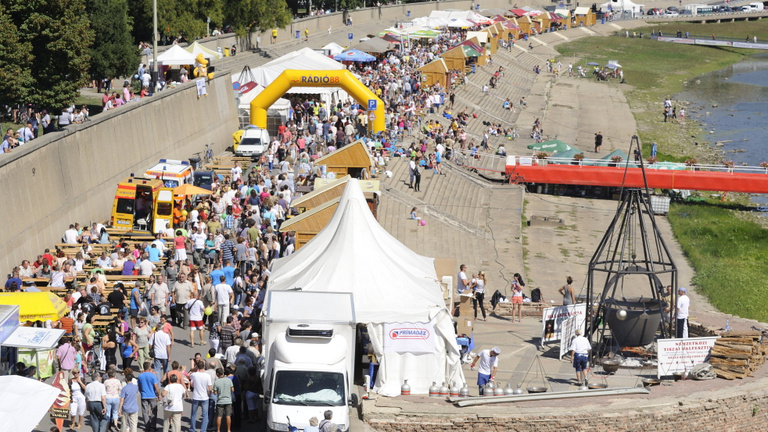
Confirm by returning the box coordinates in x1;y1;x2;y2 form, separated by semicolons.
189;157;201;170
407;10;411;17
601;18;605;24
296;30;300;39
471;64;476;74
223;47;230;57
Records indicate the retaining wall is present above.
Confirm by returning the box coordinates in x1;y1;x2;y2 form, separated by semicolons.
0;74;237;274
365;379;768;431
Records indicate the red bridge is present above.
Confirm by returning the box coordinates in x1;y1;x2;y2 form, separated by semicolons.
504;156;768;194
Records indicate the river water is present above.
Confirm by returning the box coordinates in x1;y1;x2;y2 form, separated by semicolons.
676;53;768;203
676;53;768;165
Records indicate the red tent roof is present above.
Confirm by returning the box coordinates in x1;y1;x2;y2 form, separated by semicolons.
509;8;527;17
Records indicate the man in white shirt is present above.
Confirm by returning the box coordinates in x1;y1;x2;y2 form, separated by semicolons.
676;287;690;339
230;162;242;183
150;327;172;379
19;260;35;278
470;347;500;396
160;374;186;431
569;329;592;385
150;275;169;314
138;254;156;276
453;264;470;315
85;373;109;431
191;227;207;267
190;360;213;432
214;275;234;324
63;224;79;244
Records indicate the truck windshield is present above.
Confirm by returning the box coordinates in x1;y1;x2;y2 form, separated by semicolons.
273;371;345;406
240;137;262;146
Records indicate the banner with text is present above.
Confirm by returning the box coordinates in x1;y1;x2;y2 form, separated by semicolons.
657;336;719;378
541;303;587;346
383;322;436;354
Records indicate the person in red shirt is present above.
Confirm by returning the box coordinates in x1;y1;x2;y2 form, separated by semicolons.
42;249;56;268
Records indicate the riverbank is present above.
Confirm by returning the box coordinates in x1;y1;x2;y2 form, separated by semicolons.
554;21;768;323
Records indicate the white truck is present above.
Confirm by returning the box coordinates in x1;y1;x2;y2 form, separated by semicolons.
261;290;358;432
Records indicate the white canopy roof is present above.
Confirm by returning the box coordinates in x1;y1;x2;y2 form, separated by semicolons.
154;44;197;66
231;82;291;112
411;16;451;28
600;0;645;12
186;41;222;60
322;42;346;56
269;180;464;396
0;375;61;431
429;10;489;23
270;179;444;322
251;47;347;97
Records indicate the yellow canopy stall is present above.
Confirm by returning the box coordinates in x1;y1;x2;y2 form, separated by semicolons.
417;58;450;89
0;292;68;322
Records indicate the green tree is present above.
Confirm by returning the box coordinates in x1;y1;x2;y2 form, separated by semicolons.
0;4;33;107
127;0;223;45
224;0;292;36
8;0;94;109
88;0;140;83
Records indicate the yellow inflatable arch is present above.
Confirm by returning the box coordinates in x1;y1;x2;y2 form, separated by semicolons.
250;69;386;133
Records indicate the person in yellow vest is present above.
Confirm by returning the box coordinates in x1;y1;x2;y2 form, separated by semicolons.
304;28;309;42
271;29;277;44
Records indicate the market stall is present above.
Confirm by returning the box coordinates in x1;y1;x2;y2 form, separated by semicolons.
417;58;450;89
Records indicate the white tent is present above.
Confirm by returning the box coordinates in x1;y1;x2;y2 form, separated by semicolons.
429;9;491;24
0;375;61;431
269;180;465;397
600;0;645;14
153;44;197;66
186;41;222;60
322;42;346;56
231;82;291;114
250;47;349;107
411;16;451;28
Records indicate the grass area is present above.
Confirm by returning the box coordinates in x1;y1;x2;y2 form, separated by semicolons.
556;21;758;162
668;201;768;322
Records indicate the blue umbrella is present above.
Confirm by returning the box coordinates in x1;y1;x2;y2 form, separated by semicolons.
334;48;376;62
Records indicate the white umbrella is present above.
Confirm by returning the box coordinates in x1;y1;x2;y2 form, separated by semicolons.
0;375;61;431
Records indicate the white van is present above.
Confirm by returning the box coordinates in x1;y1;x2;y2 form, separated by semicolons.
233;127;270;158
748;2;764;11
144;159;194;188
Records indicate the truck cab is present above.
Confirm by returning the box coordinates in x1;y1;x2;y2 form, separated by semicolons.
144;159;194;188
233;127;270;159
262;291;358;432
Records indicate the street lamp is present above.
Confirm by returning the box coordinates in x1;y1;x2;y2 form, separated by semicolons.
152;0;158;93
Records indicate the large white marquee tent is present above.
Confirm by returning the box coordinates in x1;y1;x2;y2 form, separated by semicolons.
268;180;465;396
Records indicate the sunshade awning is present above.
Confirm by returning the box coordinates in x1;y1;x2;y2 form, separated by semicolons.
0;292;68;322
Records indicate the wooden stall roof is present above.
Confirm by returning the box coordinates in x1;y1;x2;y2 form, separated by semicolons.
574;7;593;15
441;46;467;60
314;140;374;169
417;58;449;75
291;175;352;210
280;197;340;233
466;31;488;44
292;175;380;211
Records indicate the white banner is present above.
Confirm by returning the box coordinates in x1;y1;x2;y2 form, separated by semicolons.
559;315;581;360
383;322;436;354
657;337;718;378
541;303;586;346
196;78;207;96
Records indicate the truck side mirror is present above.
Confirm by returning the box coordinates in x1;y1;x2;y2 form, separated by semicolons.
348;393;359;408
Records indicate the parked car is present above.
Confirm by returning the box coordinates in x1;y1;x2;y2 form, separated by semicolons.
647;8;664;15
716;6;733;13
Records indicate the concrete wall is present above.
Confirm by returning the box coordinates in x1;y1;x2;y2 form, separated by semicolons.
0;74;237;274
364;378;768;431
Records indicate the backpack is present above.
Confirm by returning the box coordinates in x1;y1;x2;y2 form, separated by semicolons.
530;288;542;303
97;302;111;315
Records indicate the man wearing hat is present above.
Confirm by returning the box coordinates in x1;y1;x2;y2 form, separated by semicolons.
676;287;690;338
470;347;500;395
569;328;592;385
